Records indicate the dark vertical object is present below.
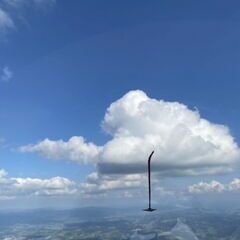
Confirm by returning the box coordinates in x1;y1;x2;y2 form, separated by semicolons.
143;151;156;212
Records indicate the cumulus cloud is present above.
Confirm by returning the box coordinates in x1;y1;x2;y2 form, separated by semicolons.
0;66;13;82
0;169;8;178
228;178;240;191
0;169;77;199
0;168;171;201
20;90;240;177
188;180;225;194
81;172;146;195
80;171;173;200
20;136;102;164
99;90;240;175
188;178;240;194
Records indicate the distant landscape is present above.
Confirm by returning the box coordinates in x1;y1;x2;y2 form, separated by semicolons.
0;207;240;240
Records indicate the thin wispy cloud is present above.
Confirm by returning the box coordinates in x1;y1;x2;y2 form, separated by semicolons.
3;0;56;8
0;137;5;144
0;66;13;82
0;0;56;35
0;137;6;148
0;7;15;33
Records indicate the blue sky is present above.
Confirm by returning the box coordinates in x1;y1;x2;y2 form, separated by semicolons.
1;0;240;208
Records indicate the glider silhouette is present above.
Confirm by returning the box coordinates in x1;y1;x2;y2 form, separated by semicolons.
143;151;156;212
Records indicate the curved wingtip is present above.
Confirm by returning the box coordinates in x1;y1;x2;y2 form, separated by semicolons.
148;151;154;161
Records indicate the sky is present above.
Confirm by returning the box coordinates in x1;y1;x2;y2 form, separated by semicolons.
1;0;240;209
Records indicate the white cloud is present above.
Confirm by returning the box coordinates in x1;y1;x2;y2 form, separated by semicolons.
2;0;26;8
81;172;146;195
80;171;173;200
188;180;225;194
3;0;56;8
0;169;77;199
99;90;239;176
228;178;240;191
0;8;14;33
1;66;13;82
13;176;77;196
20;90;240;177
0;168;159;201
188;178;240;194
20;136;102;164
0;0;56;35
0;169;8;178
